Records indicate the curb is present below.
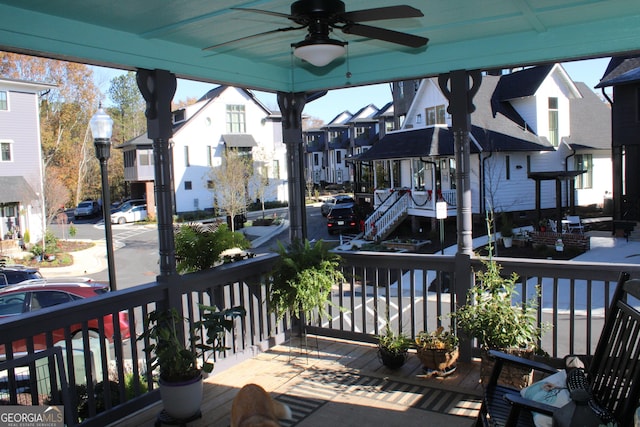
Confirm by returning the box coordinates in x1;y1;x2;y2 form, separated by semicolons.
250;220;289;248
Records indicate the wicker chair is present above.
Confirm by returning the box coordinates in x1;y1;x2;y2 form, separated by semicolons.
476;271;640;427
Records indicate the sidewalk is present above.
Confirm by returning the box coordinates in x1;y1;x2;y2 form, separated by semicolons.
39;220;289;278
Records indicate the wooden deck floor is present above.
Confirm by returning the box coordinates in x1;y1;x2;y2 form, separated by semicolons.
112;336;484;427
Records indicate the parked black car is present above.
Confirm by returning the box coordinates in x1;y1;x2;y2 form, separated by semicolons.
0;265;44;288
320;195;355;216
326;203;360;235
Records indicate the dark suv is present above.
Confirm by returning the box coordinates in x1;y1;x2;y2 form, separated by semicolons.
326;203;360;235
0;265;43;288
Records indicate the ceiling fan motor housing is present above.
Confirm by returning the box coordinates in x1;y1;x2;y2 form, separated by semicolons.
291;0;346;25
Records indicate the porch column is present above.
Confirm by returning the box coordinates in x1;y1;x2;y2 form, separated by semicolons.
438;70;482;256
277;92;307;241
137;69;177;277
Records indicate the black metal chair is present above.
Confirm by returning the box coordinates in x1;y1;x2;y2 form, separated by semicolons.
476;271;640;427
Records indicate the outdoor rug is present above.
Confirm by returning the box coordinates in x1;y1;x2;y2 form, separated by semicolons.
274;367;481;426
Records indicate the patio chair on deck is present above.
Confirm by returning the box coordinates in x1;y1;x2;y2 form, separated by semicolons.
565;216;585;234
476;271;640;427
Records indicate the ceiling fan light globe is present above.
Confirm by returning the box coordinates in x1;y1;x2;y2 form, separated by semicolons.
293;39;346;67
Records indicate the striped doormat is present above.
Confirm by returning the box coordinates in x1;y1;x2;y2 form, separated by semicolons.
275;367;481;426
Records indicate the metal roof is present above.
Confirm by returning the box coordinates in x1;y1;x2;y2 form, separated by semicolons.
1;1;639;93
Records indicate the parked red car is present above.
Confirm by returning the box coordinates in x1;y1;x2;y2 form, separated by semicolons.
0;279;130;353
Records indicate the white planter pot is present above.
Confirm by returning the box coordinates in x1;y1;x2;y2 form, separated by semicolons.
502;236;513;248
159;374;203;419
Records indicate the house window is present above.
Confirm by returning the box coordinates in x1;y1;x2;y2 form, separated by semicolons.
273;160;280;179
336;151;342;164
575;154;593;189
526;155;531;174
314;153;319;166
337;170;343;184
184;181;192;190
412;159;425;190
184;146;190;167
416;114;422;123
124;151;135;167
226;104;246;133
548;97;559;147
1;141;12;161
207;146;213;166
139;151;152;166
206;180;214;189
0;91;7;110
426;105;446;125
505;155;511;180
448;158;456;189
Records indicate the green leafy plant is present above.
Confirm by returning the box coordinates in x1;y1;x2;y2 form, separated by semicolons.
453;257;543;350
269;239;344;321
500;214;514;238
69;223;77;238
138;305;245;382
415;326;459;351
377;323;412;355
174;222;250;273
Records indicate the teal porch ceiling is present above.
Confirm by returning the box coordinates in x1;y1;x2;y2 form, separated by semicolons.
0;0;639;93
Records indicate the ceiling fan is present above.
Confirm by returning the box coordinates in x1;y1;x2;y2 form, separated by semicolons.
203;0;429;67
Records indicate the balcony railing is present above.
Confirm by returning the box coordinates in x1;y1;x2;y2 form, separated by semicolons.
1;251;639;426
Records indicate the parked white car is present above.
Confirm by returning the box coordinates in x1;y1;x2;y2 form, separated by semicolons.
110;204;147;224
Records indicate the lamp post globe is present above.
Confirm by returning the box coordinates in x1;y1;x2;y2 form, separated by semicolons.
90;104;117;291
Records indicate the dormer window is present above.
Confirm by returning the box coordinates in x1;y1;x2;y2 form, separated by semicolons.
426;105;446;125
173;109;185;124
548;97;559;147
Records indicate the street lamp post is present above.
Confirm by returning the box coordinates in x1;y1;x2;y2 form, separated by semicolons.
90;105;117;291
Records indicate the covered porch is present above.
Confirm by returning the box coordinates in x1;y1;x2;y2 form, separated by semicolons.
2;1;640;425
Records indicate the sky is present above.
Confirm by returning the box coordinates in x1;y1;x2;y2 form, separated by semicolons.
92;57;611;124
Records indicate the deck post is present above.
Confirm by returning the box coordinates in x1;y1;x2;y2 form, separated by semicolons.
137;69;177;277
438;70;482;256
277;91;308;242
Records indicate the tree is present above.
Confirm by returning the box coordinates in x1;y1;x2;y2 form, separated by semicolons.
107;72;146;201
0;52;100;205
249;146;272;218
43;167;71;226
208;149;253;232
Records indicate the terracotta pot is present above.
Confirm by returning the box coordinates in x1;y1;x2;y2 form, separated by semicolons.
417;347;459;372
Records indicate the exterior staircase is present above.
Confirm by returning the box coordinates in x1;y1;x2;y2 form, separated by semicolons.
363;191;411;241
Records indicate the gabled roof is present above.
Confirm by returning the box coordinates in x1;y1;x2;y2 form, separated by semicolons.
494;65;554;100
374;102;394;118
0;177;38;203
564;82;611;150
596;55;640;87
349;104;379;123
327;111;352;126
353;125;553;161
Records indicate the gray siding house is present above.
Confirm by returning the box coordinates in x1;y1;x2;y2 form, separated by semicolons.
0;77;52;250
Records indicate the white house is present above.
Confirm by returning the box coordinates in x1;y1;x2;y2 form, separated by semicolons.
353;64;612;238
121;86;287;215
0;77;52;248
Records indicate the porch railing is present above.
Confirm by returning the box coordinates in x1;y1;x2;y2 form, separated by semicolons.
0;253;282;427
1;251;640;425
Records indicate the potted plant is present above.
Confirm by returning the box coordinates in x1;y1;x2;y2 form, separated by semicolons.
538;218;549;232
377;323;412;369
415;326;459;376
453;257;545;387
268;238;344;322
500;214;514;248
138;305;245;419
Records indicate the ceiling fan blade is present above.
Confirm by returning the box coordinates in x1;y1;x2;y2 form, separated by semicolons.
230;7;292;20
341;5;423;23
342;24;428;48
203;27;301;51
